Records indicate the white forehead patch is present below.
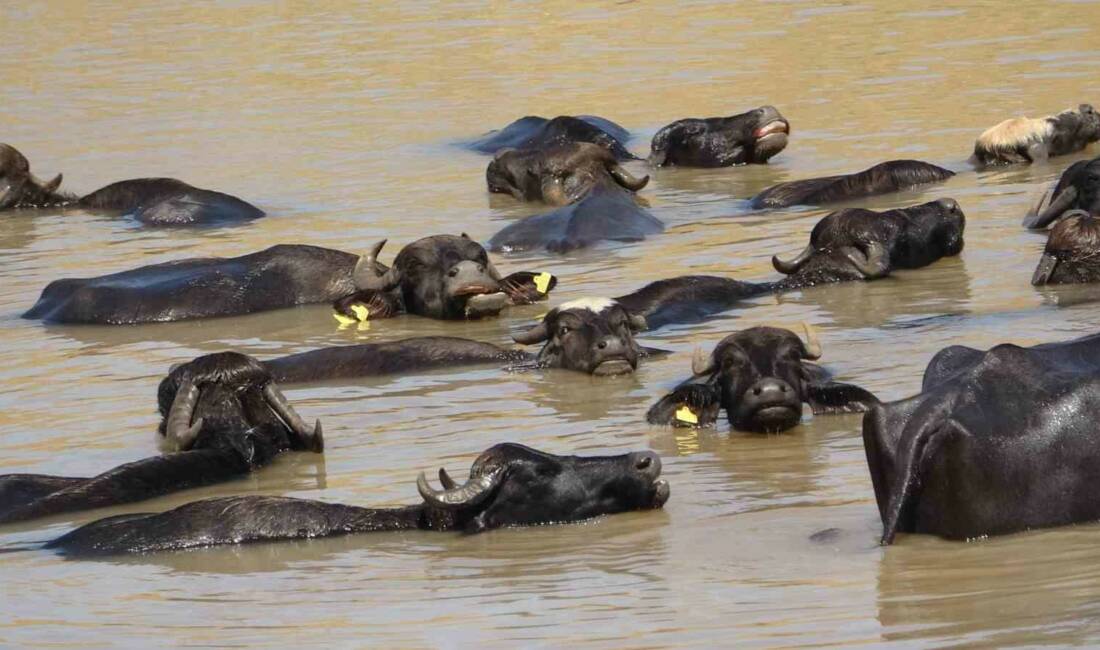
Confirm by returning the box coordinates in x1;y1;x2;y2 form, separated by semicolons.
977;116;1054;148
557;297;618;313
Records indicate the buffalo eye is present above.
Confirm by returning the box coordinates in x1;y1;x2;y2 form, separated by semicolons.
558;324;571;337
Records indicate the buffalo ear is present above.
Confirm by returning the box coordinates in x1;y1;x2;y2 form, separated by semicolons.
500;271;558;304
646;383;721;428
804;381;879;415
627;312;648;332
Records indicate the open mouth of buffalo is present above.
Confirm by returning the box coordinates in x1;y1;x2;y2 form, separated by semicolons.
591;358;636;376
753;120;790;140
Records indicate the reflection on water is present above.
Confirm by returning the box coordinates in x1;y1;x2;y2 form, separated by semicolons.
4;0;1100;646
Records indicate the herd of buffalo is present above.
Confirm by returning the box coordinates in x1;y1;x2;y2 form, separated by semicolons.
4;101;1100;556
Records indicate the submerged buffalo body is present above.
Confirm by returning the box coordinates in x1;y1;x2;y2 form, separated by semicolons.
649;105;790;167
0;352;321;525
1023;155;1100;229
750;160;955;209
647;326;878;432
47;443;670;555
1031;210;1100;285
467;115;635;160
972;104;1100;167
865;333;1100;543
0;144;263;225
486;142;649;205
26;235;554;325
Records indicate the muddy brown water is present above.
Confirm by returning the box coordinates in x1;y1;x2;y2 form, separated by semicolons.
3;1;1100;647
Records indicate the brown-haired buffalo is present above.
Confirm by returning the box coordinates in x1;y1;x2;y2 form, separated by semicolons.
1023;155;1100;229
1031;210;1100;285
971;104;1100;167
47;443;670;555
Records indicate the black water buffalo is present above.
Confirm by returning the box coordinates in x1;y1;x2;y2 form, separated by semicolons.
0;352;322;525
750;160;955;209
467;115;636;160
47;443;670;555
770;199;966;283
1031;210;1100;285
865;333;1100;544
646;325;878;432
1023;155;1100;229
486;142;649;205
488;188;664;253
649;105;790;167
971;104;1100;167
25;235;554;324
0;143;263;225
512;297;651;376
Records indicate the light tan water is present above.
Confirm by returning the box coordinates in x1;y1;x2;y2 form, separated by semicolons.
3;1;1100;647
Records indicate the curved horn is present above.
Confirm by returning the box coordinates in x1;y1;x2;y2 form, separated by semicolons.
417;468;502;509
800;322;823;360
1025;185;1078;230
772;244;815;275
263;382;324;453
692;347;717;376
513;320;549;345
843;242;889;280
352;239;401;291
1032;252;1059;286
165;378;204;451
32;173;62;193
607;163;650;192
438;467;457;489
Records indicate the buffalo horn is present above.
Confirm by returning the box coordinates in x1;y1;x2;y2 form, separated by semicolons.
607;163;650;192
417;468;502;509
352;239;401;291
1025;185;1078;230
263;382;324;452
800;322;823;360
513;320;549;345
772;244;814;275
165;378;204;451
692;347;716;376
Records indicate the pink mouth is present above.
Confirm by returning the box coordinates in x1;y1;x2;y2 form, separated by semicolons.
754;121;790;138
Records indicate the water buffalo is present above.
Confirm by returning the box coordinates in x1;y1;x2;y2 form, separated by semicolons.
864;332;1100;544
512;297;651;376
649;105;790;167
25;235;554;324
646;325;878;432
770;199;966;283
487;188;664;253
1031;210;1100;285
467;115;636;160
47;443;670;555
0;143;263;225
1023;155;1100;229
486;142;649;205
750;160;955;209
0;352;322;525
971;104;1100;167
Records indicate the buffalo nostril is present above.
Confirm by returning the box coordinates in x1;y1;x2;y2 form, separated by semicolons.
780;385;787;392
753;387;762;396
636;456;652;471
597;340;607;349
448;268;458;277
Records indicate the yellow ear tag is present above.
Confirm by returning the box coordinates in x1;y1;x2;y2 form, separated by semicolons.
350;304;370;321
675;406;699;425
333;312;358;327
534;272;552;294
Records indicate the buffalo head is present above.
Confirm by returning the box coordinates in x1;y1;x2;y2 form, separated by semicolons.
416;443;670;533
0;144;65;210
157;352;323;460
1024;156;1100;229
350;234;522;320
649;105;790;167
648;325;878;433
512;297;647;375
487;142;649;205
